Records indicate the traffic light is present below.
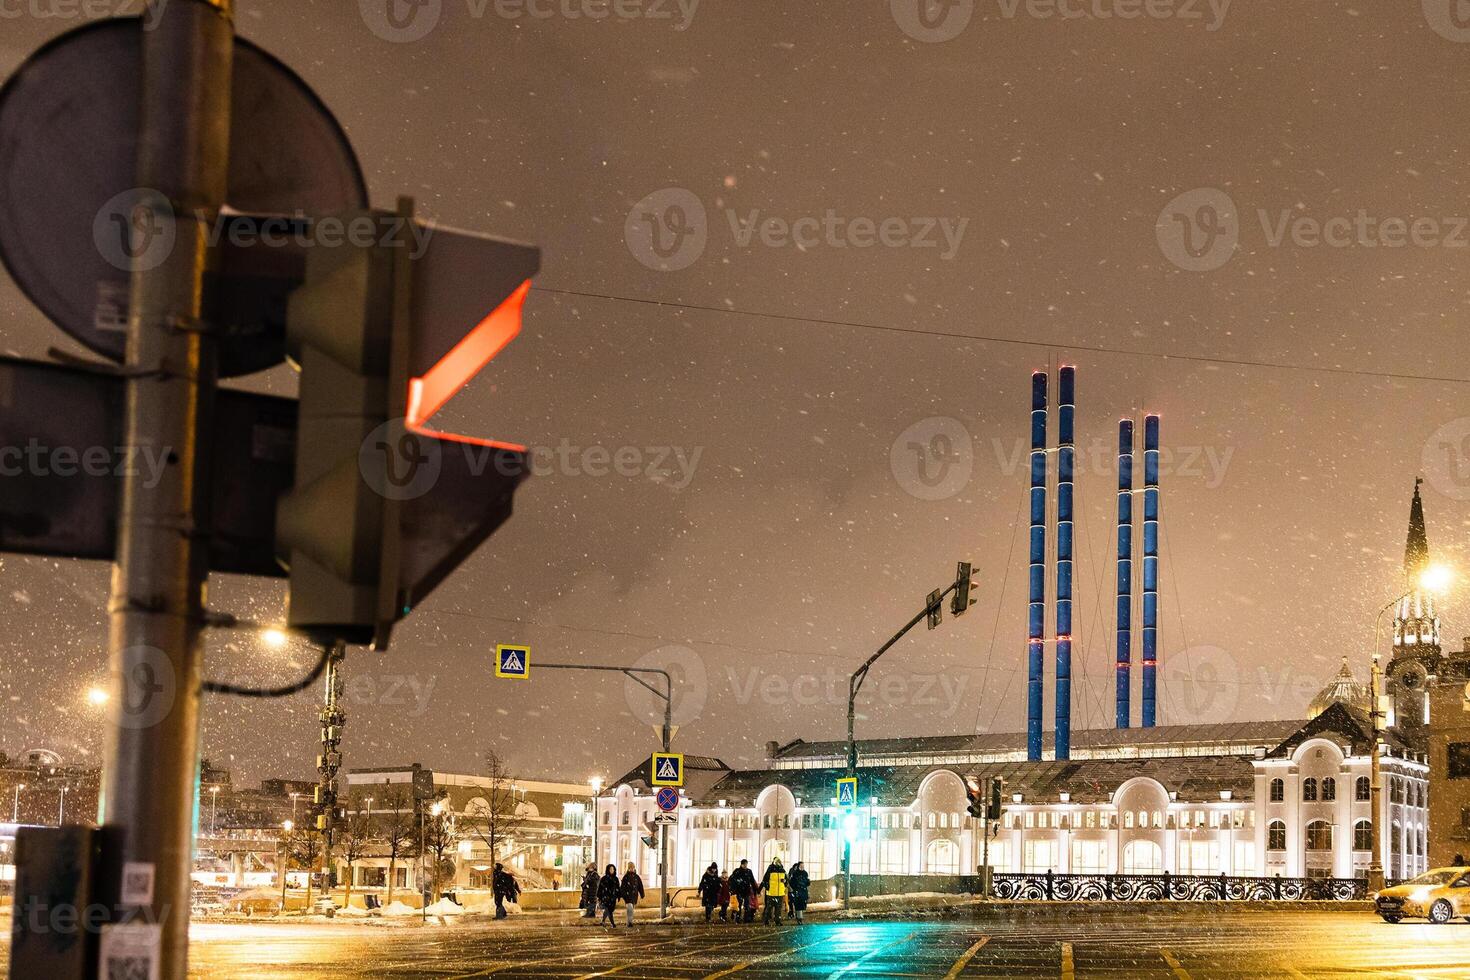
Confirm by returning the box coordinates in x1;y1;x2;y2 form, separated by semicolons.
275;199;539;648
965;778;986;820
951;560;979;616
926;588;943;630
988;778;1003;822
842;812;861;844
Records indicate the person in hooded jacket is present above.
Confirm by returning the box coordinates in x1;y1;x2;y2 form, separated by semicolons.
759;857;786;925
579;863;599;918
620;862;645;926
729;859;757;922
491;863;520;919
698;863;722;921
787;861;811;923
717;871;732;921
597;864;620;927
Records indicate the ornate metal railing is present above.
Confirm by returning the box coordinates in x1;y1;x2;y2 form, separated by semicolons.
992;871;1368;902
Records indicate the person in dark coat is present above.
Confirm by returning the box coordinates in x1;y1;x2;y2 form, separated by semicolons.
717;872;732;921
787;861;811;923
492;863;520;919
597;864;620;927
579;863;599;918
620;863;645;926
698;863;722;921
729;859;757;922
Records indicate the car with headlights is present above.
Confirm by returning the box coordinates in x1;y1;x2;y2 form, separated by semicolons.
1375;867;1470;923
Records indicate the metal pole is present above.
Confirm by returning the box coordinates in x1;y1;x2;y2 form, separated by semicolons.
659;676;671;920
980;777;991;900
99;3;232;976
1368;593;1404;892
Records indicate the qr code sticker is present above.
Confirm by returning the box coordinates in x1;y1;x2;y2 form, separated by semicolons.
121;861;155;906
106;955;154;980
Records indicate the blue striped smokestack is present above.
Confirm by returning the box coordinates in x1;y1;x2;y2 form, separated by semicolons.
1141;414;1161;727
1116;419;1134;729
1027;372;1047;762
1054;367;1075;760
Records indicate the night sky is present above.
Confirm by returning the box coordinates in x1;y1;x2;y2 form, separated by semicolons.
2;0;1470;789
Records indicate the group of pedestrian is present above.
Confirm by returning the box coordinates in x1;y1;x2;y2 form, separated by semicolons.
699;857;810;925
576;856;809;926
578;862;645;927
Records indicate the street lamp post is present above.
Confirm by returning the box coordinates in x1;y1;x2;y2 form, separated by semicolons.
209;785;220;835
57;785;67;825
589;776;604;878
280;819;294;914
11;783;22;823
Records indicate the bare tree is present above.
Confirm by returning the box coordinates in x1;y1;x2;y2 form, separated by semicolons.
421;798;461;901
465;750;529;867
335;790;378;908
375;783;416;906
282;825;324;909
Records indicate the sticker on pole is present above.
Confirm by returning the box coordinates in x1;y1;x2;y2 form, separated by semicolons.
656;787;680;812
495;645;530;679
650;752;684;787
837;776;858;808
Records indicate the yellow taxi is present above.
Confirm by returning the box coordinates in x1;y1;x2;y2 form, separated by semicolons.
1374;867;1470;924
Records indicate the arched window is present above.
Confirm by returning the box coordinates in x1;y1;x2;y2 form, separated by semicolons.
1124;811;1134;829
1269;779;1284;803
926;839;959;875
1302;778;1318;802
1355;776;1370;802
1267;820;1286;851
1305;820;1332;851
1321;777;1336;802
620;812;629;826
1353;821;1372;851
1123;840;1163;874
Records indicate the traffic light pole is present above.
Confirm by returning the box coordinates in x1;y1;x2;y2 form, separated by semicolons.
536;663;673;919
99;2;233;977
843;576;962;909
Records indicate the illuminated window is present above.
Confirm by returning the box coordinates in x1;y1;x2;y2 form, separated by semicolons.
1321;777;1336;802
1355;776;1370;802
1269;779;1284;803
1305;820;1332;851
1302;778;1318;802
1354;820;1372;851
1267;820;1286;851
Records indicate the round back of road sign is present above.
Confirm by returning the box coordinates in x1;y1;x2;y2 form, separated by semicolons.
0;19;367;377
655;787;679;812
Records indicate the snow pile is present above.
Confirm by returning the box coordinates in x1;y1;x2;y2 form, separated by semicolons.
423;898;466;916
380;901;421;917
335;905;369;917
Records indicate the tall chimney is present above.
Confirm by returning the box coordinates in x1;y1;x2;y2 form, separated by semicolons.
1116;419;1134;729
1027;372;1048;762
1141;414;1161;727
1054;367;1075;760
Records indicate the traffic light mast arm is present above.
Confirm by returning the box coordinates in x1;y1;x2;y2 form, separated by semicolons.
846;577;961;773
535;663;673;752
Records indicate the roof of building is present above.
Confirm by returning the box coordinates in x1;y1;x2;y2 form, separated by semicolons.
1307;659;1372;719
769;720;1305;762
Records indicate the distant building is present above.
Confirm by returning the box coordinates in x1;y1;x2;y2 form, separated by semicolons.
0;749;102;885
599;485;1454;887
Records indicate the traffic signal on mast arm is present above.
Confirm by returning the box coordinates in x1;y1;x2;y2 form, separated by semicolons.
965;778;986;819
951;560;979;616
275;198;540;648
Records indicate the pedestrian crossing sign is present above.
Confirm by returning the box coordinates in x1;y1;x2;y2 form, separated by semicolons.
651;752;684;787
495;645;530;679
837;776;858;808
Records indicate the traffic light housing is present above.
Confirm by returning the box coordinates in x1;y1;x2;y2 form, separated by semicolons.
989;778;1003;821
926;588;943;630
966;777;1004;821
275;199;539;648
951;560;979;616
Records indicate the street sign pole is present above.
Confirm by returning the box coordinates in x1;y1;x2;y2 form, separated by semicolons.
99;3;233;978
519;662;674;918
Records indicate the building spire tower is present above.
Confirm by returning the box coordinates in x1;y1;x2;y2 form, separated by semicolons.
1394;478;1441;658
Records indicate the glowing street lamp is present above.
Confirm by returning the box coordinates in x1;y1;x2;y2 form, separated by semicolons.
86;687;109;707
262;628;289;649
280;819;294;913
